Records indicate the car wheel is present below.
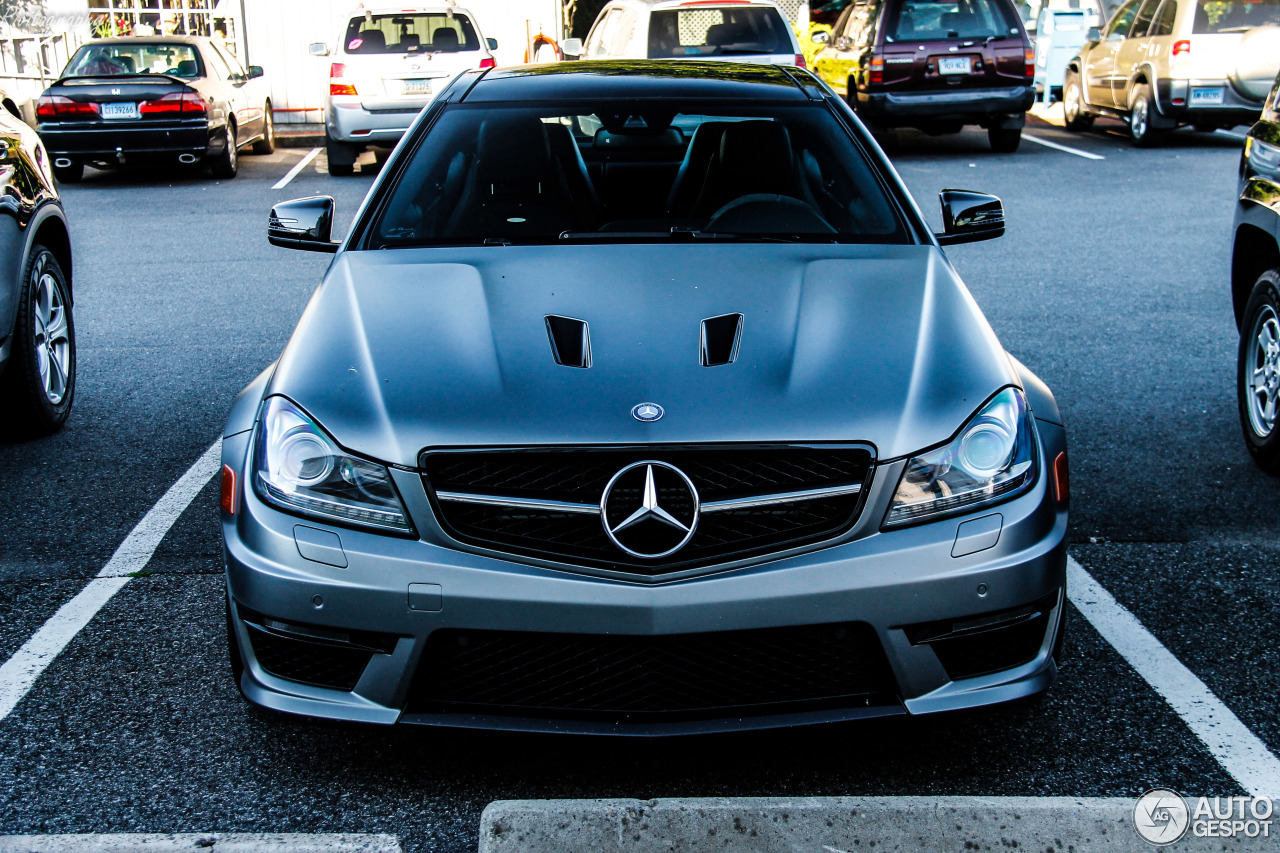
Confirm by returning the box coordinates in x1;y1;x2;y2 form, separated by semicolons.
210;123;238;178
1128;84;1167;147
988;126;1022;153
252;105;275;154
1062;73;1093;131
52;162;83;183
326;133;356;177
0;245;75;436
1238;269;1280;472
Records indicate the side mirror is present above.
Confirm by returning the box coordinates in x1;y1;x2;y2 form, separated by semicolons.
1086;25;1100;40
561;37;583;58
308;42;330;57
248;65;264;79
811;29;831;44
935;189;1005;245
269;197;339;253
487;37;498;50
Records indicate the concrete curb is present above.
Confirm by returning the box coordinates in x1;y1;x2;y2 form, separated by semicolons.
479;797;1280;852
0;835;402;852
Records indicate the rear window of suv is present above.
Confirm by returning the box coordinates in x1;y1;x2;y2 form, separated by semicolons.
885;0;1022;41
344;13;480;54
1193;0;1280;33
648;7;792;57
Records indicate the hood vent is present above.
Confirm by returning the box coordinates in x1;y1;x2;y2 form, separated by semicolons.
545;315;592;368
700;313;743;367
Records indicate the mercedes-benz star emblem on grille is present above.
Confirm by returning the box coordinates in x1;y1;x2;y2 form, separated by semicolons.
632;402;664;422
600;461;699;559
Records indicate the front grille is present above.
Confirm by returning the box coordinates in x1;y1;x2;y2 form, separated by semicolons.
421;445;873;573
407;622;896;721
245;625;373;691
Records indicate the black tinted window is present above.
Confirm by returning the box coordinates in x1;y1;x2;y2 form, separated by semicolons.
648;7;791;56
1104;0;1140;35
885;0;1021;41
66;43;202;77
344;13;479;53
1192;0;1280;31
370;102;906;247
1148;0;1177;34
1128;0;1161;35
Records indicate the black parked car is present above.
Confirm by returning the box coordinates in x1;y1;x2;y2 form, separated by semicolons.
35;36;274;182
0;99;76;435
1233;71;1280;469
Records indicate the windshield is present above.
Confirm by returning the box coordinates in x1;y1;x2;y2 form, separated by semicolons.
1193;0;1280;32
65;43;202;77
369;102;907;248
648;7;793;56
885;0;1022;41
344;13;480;53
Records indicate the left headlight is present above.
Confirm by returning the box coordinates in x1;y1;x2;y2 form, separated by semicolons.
883;387;1037;528
251;396;414;534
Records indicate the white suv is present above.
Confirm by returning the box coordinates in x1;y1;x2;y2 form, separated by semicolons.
563;0;804;67
310;6;497;175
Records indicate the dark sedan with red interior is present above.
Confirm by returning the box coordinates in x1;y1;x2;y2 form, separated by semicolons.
35;36;274;182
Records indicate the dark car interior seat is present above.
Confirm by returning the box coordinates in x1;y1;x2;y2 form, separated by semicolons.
398;33;421;51
354;29;387;52
665;121;732;217
545;123;603;226
432;27;460;50
688;121;810;220
116;55;136;72
175;59;198;76
445;117;584;237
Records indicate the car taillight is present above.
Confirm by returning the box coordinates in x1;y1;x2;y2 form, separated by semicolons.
139;91;207;116
868;54;884;85
330;62;357;96
479;57;496;69
794;53;806;68
35;95;98;120
1172;39;1190;56
1025;48;1035;77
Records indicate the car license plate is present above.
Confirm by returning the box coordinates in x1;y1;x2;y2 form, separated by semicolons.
100;101;139;120
402;79;432;95
938;56;971;75
1190;87;1224;106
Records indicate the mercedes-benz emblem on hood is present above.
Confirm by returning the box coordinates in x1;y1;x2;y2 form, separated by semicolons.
632;402;663;422
600;461;699;559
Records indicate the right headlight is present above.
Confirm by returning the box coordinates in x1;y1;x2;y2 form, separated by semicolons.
883;387;1037;528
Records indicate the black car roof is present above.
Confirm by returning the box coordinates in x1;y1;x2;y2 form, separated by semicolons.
461;60;819;103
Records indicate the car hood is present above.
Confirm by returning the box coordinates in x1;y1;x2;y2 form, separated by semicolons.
267;244;1017;467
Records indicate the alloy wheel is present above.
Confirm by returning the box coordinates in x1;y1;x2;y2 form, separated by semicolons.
1131;98;1148;140
32;263;71;406
1247;304;1280;437
1065;82;1081;124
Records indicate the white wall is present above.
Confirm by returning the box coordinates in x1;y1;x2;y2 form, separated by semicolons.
244;0;563;128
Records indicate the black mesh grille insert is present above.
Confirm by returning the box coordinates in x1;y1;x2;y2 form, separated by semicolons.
929;612;1051;680
421;446;873;572
246;626;374;691
408;622;896;721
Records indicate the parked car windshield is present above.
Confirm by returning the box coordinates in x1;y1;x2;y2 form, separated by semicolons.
1192;0;1280;32
885;0;1023;41
647;7;792;56
64;43;202;77
370;101;907;247
344;13;480;53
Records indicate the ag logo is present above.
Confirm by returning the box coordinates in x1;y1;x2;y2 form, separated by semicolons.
1133;789;1189;845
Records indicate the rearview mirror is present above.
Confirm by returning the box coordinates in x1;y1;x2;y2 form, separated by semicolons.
1086;25;1100;40
308;42;329;57
247;65;264;79
487;37;498;50
811;29;831;44
269;197;339;253
561;38;583;58
935;189;1005;245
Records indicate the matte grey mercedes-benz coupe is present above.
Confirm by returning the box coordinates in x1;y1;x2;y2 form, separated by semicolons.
220;61;1069;734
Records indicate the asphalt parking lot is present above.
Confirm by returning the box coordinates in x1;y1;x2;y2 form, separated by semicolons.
0;112;1276;851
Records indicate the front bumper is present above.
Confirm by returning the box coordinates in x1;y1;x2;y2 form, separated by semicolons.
37;120;215;162
222;419;1069;734
858;85;1035;127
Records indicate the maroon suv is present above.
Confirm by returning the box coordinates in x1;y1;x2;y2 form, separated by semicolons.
811;0;1036;151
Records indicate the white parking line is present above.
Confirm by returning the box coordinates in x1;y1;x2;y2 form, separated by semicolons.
0;440;220;724
1022;134;1106;160
1068;556;1280;798
271;147;322;190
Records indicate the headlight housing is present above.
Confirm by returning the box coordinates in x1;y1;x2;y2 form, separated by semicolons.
252;396;413;534
883;387;1037;528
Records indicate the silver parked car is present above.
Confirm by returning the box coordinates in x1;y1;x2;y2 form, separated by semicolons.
222;61;1068;733
310;5;497;175
1063;0;1280;145
563;0;805;67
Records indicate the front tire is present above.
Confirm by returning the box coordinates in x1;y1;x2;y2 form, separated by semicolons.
0;246;75;436
988;126;1022;153
1063;72;1093;131
252;105;275;154
1238;269;1280;472
1128;84;1167;147
210;123;238;178
326;133;357;176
